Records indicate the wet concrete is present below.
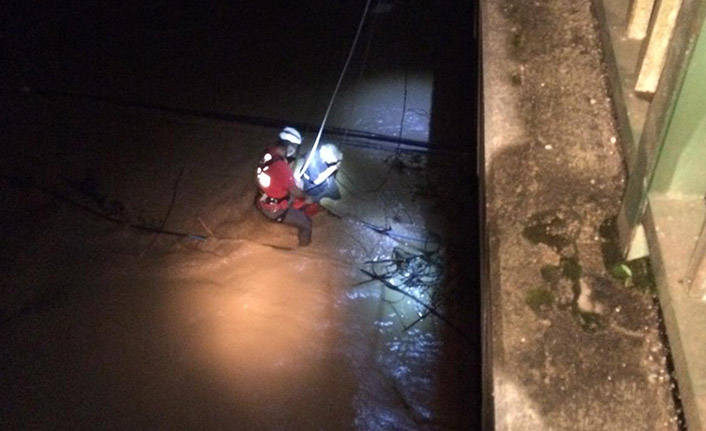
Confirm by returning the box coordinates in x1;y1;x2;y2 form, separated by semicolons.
482;0;680;429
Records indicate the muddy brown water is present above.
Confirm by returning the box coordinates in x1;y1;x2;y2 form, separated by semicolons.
0;115;478;429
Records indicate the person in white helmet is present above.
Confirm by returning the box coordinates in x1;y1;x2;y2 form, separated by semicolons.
255;127;317;246
278;126;303;164
300;142;343;202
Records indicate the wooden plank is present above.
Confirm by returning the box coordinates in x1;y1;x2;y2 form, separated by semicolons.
635;0;683;93
617;0;703;256
627;0;657;39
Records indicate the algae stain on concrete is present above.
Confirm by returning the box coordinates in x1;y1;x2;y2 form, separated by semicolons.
573;309;602;332
523;211;602;331
540;264;562;283
599;217;623;270
560;257;582;281
522;211;573;252
525;287;554;313
625;257;657;293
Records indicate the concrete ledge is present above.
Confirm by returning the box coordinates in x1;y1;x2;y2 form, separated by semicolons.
645;196;706;431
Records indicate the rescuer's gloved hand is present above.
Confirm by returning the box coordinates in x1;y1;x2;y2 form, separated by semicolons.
313;164;340;185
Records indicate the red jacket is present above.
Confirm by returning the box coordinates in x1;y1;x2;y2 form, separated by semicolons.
256;148;295;212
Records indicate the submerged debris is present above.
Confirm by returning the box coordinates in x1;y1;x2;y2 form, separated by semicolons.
363;246;443;325
358;245;471;342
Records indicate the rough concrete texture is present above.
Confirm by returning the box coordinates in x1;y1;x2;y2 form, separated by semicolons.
483;0;681;429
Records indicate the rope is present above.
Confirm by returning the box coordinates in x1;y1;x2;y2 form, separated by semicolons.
321;201;441;248
1;175;209;240
296;0;374;180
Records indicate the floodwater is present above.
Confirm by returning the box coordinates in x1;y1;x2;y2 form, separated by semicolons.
1;1;479;429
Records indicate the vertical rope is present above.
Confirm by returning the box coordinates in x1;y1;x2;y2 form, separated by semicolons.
296;0;374;179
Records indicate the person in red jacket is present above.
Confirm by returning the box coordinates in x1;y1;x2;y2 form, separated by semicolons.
255;127;316;246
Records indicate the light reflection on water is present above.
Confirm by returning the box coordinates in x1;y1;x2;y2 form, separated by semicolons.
164;238;452;430
160;146;467;429
163;242;359;428
335;243;447;430
334;147;462;430
333;72;433;143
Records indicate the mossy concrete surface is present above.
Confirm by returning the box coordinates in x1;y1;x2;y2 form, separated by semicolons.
482;0;681;429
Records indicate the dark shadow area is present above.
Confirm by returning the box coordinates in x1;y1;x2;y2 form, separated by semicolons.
426;1;482;429
2;0;359;124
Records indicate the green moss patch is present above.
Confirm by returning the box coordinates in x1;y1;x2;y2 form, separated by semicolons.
526;288;555;313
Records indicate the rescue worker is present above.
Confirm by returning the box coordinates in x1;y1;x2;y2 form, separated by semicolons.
279;126;302;164
300;143;343;202
255;127;315;246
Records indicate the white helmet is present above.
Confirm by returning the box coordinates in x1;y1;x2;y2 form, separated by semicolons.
319;143;343;165
278;127;302;145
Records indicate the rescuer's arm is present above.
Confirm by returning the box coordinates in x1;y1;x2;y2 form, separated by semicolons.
288;185;313;204
312;163;340;185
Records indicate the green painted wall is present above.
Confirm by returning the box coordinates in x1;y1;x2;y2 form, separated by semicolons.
651;15;706;197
